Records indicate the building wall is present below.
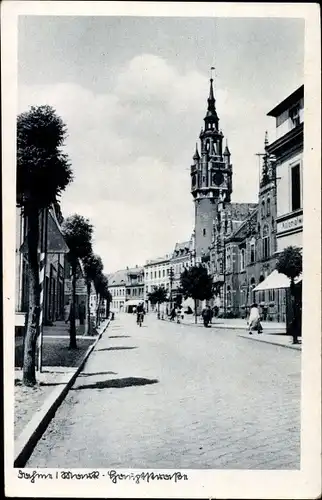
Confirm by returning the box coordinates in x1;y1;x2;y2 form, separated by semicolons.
276;151;303;218
144;257;171;302
110;285;126;311
195;198;217;258
275;97;304;139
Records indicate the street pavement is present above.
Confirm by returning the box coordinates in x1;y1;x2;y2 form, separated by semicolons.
26;313;301;469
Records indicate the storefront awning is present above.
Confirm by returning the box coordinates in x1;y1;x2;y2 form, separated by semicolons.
253;269;302;291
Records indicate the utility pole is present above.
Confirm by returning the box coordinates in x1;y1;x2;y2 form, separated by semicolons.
169;266;174;311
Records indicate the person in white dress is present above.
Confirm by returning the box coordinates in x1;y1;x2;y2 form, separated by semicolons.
247;303;263;334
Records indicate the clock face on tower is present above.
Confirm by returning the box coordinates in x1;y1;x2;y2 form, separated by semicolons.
212;171;224;186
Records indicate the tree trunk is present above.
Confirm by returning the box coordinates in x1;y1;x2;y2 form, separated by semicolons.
157;302;160;319
290;277;298;344
106;298;110;319
23;208;40;386
194;298;197;324
96;294;101;327
86;281;91;335
69;261;77;349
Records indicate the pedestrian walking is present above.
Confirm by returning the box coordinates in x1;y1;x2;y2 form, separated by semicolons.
247;303;263;334
64;301;71;324
78;300;86;326
176;307;182;324
202;305;212;327
213;295;221;318
169;307;176;321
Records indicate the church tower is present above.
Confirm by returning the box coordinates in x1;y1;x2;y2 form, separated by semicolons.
191;77;233;260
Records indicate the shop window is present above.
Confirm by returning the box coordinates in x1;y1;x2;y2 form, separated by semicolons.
227;286;231;306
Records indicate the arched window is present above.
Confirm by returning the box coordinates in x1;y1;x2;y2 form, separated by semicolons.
267;197;271;216
262;224;270;259
240;248;246;271
203;228;206;236
250;238;256;263
261;200;265;219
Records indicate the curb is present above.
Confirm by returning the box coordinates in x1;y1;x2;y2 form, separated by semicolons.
14;318;111;468
237;333;301;351
163;318;286;333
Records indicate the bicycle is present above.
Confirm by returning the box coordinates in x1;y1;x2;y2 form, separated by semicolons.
137;312;144;327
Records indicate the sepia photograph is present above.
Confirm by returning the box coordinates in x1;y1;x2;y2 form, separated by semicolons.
2;2;321;498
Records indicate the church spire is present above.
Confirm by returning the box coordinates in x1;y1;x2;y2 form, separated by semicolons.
206;78;216;117
261;131;270;186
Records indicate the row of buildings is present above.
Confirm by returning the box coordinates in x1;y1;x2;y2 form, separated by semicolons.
109;82;303;322
15;203;98;332
108;243;194;313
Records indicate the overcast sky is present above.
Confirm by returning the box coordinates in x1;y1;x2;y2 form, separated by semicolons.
18;16;304;273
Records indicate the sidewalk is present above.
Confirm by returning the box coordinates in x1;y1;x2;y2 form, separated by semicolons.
161;314;301;351
14;318;110;467
163;314;286;332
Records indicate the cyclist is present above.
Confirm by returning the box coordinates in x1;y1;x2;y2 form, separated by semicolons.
136;302;145;325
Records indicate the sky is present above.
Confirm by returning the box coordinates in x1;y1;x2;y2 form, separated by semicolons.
18;16;304;273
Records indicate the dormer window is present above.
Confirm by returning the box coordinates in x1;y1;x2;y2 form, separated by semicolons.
289;104;300;128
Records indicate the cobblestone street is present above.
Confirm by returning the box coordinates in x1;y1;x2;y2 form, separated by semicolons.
26;314;301;469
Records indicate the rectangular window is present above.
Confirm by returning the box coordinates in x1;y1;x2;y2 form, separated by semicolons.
154;271;157;279
158;270;161;278
163;269;165;277
291;164;301;211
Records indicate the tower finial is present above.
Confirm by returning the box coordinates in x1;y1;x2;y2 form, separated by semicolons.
224;139;230;156
261;131;270;186
193;142;200;160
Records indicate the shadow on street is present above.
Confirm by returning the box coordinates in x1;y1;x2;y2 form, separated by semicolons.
108;335;131;339
96;346;138;352
79;371;118;377
73;377;159;391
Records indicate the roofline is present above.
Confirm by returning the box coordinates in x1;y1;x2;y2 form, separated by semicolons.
267;85;304;117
